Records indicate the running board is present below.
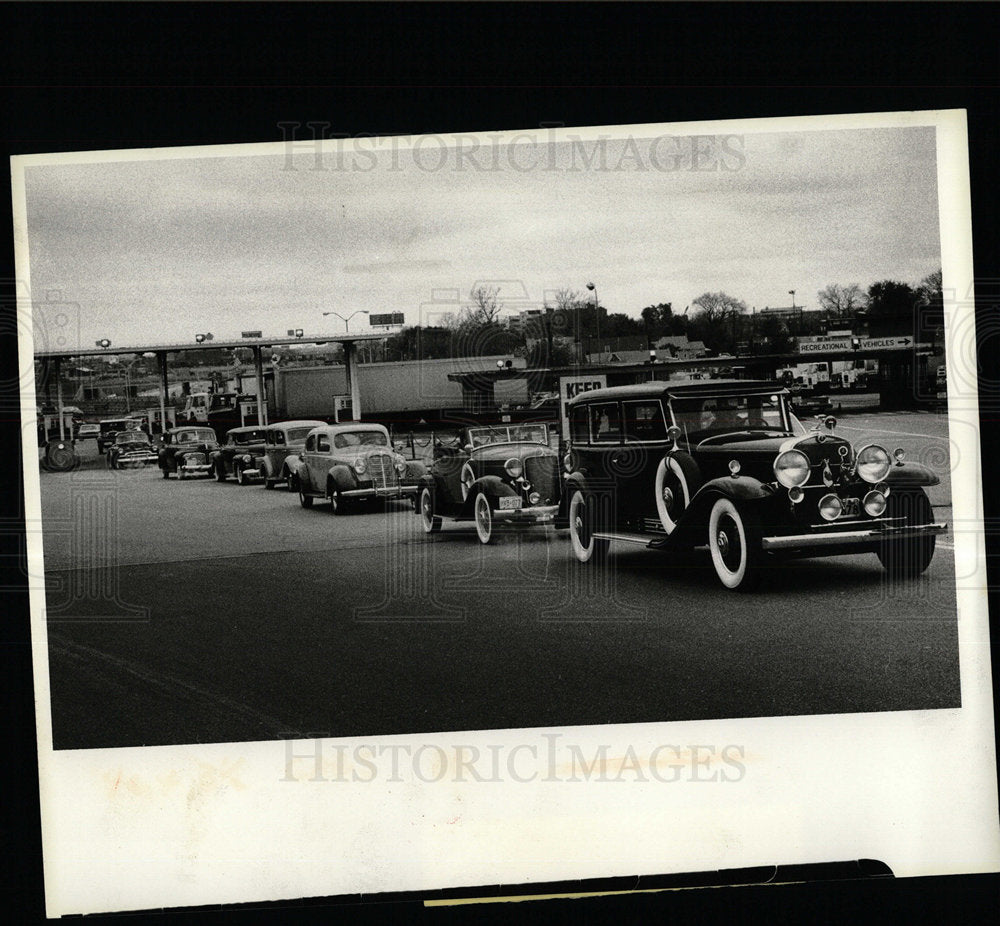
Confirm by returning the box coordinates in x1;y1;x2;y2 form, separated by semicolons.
593;531;658;547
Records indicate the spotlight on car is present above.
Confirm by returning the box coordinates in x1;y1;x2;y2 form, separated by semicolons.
819;493;842;521
893;448;905;464
728;459;741;477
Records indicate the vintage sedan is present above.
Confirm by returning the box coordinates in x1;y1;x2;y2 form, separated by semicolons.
97;416;144;454
158;426;220;480
417;423;562;544
563;380;946;591
106;429;158;469
292;423;424;513
211;425;268;485
259;419;326;489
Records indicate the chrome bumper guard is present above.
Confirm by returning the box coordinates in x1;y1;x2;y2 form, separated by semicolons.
762;522;948;552
180;463;212;474
492;504;559;523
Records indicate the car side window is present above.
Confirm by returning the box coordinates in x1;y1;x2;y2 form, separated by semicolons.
589;403;622;444
317;434;331;453
569;406;589;443
623;401;668;442
273;431;284;446
305;434;316;452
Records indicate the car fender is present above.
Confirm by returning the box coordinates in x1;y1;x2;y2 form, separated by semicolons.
884;461;940;488
327;463;357;493
460;474;518;516
673;476;776;541
405;460;428;480
284;452;302;475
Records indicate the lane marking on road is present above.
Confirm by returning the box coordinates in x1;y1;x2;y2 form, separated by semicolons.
835;424;949;440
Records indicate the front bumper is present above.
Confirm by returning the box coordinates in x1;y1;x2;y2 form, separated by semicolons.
762;521;948;552
341;484;418;499
118;453;157;466
180;463;212;475
491;503;560;524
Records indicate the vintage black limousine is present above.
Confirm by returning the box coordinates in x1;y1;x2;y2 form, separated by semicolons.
563;379;946;591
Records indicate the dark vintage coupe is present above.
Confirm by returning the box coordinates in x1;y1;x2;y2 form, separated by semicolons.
97;416;144;455
158;426;220;480
417;423;562;544
291;423;425;513
106;429;158;469
563;380;946;591
210;425;268;485
259;419;325;489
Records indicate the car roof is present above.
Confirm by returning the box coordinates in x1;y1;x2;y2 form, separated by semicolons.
168;425;215;433
271;419;326;431
309;422;388;433
565;379;787;406
225;425;267;436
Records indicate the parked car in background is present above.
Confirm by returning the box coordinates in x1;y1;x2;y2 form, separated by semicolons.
417;423;562;544
158;426;219;480
211;425;268;485
260;420;325;489
97;416;143;454
291;422;424;513
106;429;158;469
77;423;101;441
563;379;946;591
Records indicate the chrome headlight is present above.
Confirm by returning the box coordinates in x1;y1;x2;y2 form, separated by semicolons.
818;493;842;521
394;455;407;474
773;449;810;488
863;490;887;516
856;444;890;483
563;451;574;474
353;457;367;475
504;458;523;478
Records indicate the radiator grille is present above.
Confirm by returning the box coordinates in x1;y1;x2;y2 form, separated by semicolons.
524;455;558;502
367;452;397;489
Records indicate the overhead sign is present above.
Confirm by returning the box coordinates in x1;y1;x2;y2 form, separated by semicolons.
369;312;405;327
797;335;914;353
241;330;262;339
559;374;606;440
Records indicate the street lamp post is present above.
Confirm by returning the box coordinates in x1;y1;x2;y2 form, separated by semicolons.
788;289;798;335
323;310;369;333
586;282;600;357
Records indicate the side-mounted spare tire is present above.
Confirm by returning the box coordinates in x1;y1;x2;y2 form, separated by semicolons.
654;451;702;535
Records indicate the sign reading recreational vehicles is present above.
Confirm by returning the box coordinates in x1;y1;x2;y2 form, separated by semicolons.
559;374;607;440
797;335;914;353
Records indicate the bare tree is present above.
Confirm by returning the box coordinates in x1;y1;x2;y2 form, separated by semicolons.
817;283;866;320
690;291;748;354
460;284;504;327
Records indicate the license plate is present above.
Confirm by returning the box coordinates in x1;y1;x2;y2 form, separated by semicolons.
499;496;523;510
841;497;860;517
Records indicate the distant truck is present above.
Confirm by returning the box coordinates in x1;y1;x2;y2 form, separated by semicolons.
178;391;249;442
271;356;528;427
776;361;831;392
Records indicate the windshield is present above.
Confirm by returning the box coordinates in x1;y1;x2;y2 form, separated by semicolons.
230;429;266;444
469;425;548;447
333;430;388;449
671;394;791;439
176;429;216;444
116;430;148;444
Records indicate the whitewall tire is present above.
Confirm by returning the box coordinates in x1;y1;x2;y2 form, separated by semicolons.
568;489;609;563
473;492;494;544
707;497;762;592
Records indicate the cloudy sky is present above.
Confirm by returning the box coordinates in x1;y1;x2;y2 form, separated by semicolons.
22;124;941;350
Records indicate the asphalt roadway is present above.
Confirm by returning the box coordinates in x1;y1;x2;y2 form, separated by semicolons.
39;411;961;750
